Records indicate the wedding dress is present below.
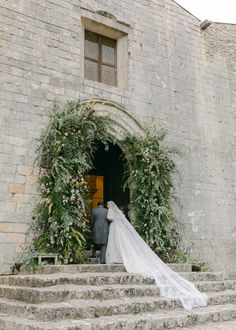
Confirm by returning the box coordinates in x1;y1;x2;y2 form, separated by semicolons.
105;201;208;310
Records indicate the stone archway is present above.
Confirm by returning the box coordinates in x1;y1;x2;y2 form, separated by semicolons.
81;98;147;219
80;98;147;141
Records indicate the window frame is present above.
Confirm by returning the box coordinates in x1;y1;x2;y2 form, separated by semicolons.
84;30;117;86
81;14;130;89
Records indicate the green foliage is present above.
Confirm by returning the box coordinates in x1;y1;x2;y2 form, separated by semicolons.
169;248;189;263
11;250;38;274
33;101;114;264
32;99;185;265
123;131;184;262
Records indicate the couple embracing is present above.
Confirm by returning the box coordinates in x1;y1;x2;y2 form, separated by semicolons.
91;200;208;310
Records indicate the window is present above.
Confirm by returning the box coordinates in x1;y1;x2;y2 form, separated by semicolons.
81;14;130;89
84;30;117;86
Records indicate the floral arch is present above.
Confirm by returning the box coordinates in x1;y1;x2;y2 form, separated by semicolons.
32;100;182;265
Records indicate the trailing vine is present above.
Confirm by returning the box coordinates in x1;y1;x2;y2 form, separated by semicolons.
123;132;184;262
33;101;114;263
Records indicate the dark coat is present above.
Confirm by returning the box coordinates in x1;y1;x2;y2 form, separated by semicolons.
91;206;109;245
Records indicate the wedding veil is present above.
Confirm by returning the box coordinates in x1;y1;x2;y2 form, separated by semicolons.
107;201;208;310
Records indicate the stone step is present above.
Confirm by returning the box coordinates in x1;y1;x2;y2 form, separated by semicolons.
182;319;236;329
208;290;236;305
0;271;223;289
0;296;181;321
0;272;155;288
85;250;100;258
89;257;100;264
22;264;126;275
0;283;160;303
195;280;236;293
1;289;236;322
0;303;236;329
0;280;235;304
30;263;192;275
85;251;191;272
166;263;192;272
179;272;224;282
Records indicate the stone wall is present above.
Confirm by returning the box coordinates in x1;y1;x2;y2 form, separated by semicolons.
0;0;235;276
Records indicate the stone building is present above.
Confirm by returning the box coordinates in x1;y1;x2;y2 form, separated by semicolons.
0;0;235;276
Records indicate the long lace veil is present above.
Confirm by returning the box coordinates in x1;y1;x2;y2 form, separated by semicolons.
107;201;208;310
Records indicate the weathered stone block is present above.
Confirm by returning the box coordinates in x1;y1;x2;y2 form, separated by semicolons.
9;184;25;194
0;222;27;233
1;233;26;244
13;194;30;204
14;175;26;184
17;166;33;176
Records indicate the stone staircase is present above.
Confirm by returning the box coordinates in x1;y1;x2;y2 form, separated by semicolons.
0;264;236;329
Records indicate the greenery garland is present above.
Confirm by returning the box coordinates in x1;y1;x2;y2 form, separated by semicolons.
33;101;114;263
32;100;184;264
123;132;183;262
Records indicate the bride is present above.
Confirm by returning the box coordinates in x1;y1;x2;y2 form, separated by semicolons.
105;201;208;310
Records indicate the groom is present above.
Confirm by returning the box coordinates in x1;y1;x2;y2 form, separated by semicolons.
91;201;109;264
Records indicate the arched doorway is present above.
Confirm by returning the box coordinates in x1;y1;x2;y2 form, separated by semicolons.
80;98;147;141
81;98;147;221
87;141;129;217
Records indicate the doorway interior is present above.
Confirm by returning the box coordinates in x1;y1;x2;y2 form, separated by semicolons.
86;141;129;217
